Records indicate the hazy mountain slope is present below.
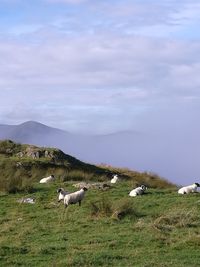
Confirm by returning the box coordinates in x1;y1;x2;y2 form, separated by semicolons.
0;121;147;171
0;121;69;143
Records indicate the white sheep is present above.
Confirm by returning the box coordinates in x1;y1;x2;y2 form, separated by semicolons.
63;187;88;208
39;174;55;184
178;183;200;194
111;174;119;184
129;185;147;197
57;188;70;202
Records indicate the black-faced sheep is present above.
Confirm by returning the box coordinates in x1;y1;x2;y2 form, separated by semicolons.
178;183;200;194
129;185;147;197
111;174;119;184
57;188;70;202
63;187;88;208
39;174;55;184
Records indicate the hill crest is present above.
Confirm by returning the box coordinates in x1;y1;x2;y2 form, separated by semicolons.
0;140;175;191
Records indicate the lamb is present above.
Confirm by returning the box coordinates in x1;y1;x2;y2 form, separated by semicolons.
178;183;200;194
129;185;147;197
63;187;88;208
39;174;55;184
110;174;119;184
57;188;70;202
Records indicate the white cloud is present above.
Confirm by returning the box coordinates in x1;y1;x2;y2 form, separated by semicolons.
0;34;200;97
0;0;200;134
0;35;199;133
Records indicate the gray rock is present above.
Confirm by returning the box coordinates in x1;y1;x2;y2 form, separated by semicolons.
73;182;111;190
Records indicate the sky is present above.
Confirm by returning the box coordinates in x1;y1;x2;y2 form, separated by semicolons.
0;0;200;183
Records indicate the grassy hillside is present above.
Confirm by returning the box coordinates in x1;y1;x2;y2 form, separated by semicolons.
0;181;200;267
1;140;199;266
0;140;173;194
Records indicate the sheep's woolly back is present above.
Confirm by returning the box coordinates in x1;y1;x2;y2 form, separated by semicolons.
129;185;147;197
178;183;200;194
64;188;87;206
111;174;119;184
39;175;55;184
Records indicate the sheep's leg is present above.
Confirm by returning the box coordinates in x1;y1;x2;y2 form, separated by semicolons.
62;204;68;220
79;201;81;206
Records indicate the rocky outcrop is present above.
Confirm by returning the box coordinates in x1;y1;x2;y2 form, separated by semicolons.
16;146;59;160
73;182;111;190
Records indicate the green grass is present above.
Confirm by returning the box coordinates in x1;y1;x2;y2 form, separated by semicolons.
1;181;200;267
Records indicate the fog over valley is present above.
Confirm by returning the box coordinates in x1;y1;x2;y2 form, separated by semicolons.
0;121;199;185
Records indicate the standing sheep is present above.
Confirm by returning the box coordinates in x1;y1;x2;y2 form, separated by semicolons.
57;188;70;202
63;187;88;208
178;183;200;194
129;185;147;197
39;174;55;184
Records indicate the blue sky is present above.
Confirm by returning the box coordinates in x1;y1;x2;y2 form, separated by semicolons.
1;0;200;182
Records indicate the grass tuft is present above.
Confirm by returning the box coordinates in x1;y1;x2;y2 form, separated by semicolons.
90;197;138;220
90;197;113;218
0;176;34;194
153;208;200;232
112;199;138;220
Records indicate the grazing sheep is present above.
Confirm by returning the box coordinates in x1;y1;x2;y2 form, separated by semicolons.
39;174;55;184
178;183;200;194
57;188;70;202
129;185;147;197
63;187;88;208
111;174;119;184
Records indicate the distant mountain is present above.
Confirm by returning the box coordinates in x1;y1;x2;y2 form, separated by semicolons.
0;121;147;170
0;121;68;142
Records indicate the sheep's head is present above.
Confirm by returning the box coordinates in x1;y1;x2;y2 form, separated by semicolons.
141;185;147;191
57;188;64;193
82;187;88;191
195;183;200;187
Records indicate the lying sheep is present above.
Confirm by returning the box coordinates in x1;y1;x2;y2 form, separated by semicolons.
63;187;88;208
111;174;119;184
39;174;55;184
129;185;147;197
57;188;70;202
178;183;200;194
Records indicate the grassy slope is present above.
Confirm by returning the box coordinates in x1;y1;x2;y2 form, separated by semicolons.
0;140;108;181
0;140;174;191
1;181;200;267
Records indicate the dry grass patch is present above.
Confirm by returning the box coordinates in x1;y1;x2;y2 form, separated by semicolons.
90;197;138;220
0;176;34;194
153;208;199;232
